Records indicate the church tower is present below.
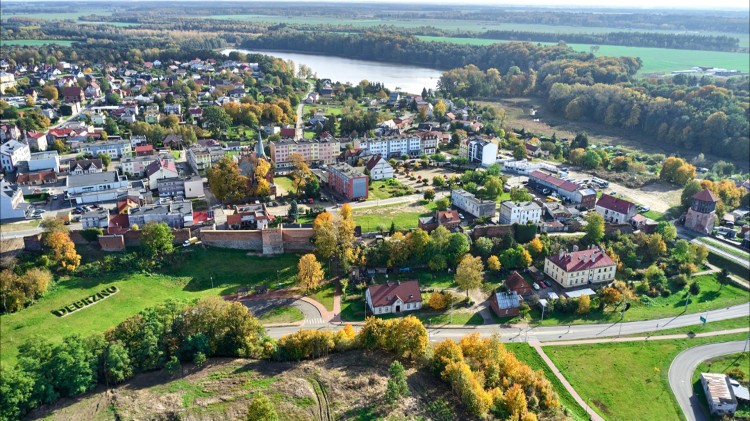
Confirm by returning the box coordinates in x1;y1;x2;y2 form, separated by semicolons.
684;188;718;235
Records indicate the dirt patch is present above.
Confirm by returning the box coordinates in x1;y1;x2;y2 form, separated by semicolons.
29;351;470;421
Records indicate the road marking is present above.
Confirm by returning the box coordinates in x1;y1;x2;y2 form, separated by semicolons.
305;317;326;326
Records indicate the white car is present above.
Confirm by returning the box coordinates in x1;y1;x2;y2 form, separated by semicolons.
532;282;541;291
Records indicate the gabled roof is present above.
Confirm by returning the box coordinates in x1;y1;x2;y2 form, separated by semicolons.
596;194;636;215
546;247;616;272
693;188;718;203
69;158;102;171
145;159;177;177
505;271;533;295
368;281;421;308
365;154;386;171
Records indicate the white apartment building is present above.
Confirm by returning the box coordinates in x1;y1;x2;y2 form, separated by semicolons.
451;189;496;218
364;155;394;181
499;200;543;225
0;179;30;220
467;138;498;167
356;136;422;158
0;139;31;172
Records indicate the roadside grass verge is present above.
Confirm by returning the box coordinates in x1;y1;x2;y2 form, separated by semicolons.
257;306;304;324
698;236;750;260
623;315;750;338
309;282;335;311
544;332;750;421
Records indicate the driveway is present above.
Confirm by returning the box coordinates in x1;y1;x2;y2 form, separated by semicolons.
242;297;325;325
668;340;748;421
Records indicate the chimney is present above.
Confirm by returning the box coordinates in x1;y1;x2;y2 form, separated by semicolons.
592;253;597;262
583;254;589;263
573;245;579;252
558;250;564;260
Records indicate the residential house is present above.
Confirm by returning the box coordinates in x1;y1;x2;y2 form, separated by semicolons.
418;210;461;232
187;144;225;174
163;134;184;148
81;208;111;229
630;214;658;233
490;291;520;317
29;151;60;173
0;123;21;142
364;154;393;181
61;86;85;103
163;104;181;115
128;200;193;229
227;203;271;230
156;176;204;198
328;163;368;200
525;142;549;158
146;159;179;188
416;131;440;155
0;139;31;172
69;158;104;175
79;139;132;158
544;246;617;289
595;194;637;224
366;281;422;315
84;81;101;98
701;373;738;417
0;179;30;220
129;135;147;147
25;130;47;151
16;170;57;186
135;144;156;157
467;138;498;167
504;271;534;297
451;189;496;218
499;201;543;225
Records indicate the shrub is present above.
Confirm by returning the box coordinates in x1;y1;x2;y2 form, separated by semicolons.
80;228;103;242
670;274;689;289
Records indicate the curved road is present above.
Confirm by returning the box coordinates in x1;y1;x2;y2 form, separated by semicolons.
265;303;750;340
668;340;749;421
243;298;325;326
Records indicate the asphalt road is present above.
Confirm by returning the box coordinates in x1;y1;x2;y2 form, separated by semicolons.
668;340;749;421
264;303;750;340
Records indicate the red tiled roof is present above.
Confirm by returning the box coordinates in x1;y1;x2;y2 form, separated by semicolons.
365;155;384;171
596;194;636;215
135;145;154;153
17;170;56;184
693;188;718;203
368;281;421;308
145;159;177;177
529;170;579;192
108;214;130;235
505;271;533;295
437;210;460;225
546;248;616;272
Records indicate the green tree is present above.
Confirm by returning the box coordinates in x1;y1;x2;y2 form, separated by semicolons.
482;176;503;200
424;188;436;201
512;142;526;160
446;233;470;268
680;180;703;209
655;222;677;242
140;222;174;258
689;281;701;296
473;237;493;260
165;356;181;376
583;212;605;244
435;197;450;211
97;153;111;171
42;85;58;101
203;106;232;137
455;254;484;298
247;394;278;421
103;341;132;386
509;187;533;202
207;157;248;203
385;360;410;404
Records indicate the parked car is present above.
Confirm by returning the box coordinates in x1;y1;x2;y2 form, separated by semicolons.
51;194;59;200
609;191;617;196
32;214;43;220
532;282;541;291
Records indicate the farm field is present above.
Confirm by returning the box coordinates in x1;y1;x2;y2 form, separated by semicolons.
416;36;750;74
544;332;750;421
204;14;749;47
0;39;75;47
0;249;300;367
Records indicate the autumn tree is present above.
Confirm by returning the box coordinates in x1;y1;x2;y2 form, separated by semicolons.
599;287;622;309
435;197;450;211
424;189;436;201
312;212;337;261
43;231;80;272
455;255;484;298
526;237;544;258
140;222;174;258
660;156;696;186
576;295;591;314
297;254;324;292
510;187;533;202
247;394;278;421
290;153;312;195
203;106;232;137
503;384;529;420
249;157;272;197
42;85;58;101
207;157;248;203
583;212;605;245
487;255;501;272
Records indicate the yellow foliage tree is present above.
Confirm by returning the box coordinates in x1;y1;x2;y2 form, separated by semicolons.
576;294;591;314
526;237;543;258
503;383;528;420
44;231;80;272
455;254;484;298
312;212;338;261
297;254;324;292
487;255;501;272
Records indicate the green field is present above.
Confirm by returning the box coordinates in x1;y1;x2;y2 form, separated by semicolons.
257;305;304;324
367;179;415;201
0;249;300;367
544;332;750;421
506;343;589;421
352;201;435;232
416;36;750;74
0;39;75;47
532;273;749;326
310;282;335;311
303;104;342;116
698;237;750;260
274;176;296;195
0;10;112;21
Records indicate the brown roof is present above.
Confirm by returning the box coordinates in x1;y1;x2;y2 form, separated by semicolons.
17;170;56;184
438;210;460;225
505;271;533;295
692;188;718;203
365;154;385;171
596;194;636;215
546;248;616;272
368;281;421;308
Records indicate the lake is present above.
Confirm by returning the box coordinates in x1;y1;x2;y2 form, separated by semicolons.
222;49;442;94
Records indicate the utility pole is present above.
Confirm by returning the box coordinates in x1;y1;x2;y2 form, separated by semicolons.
684;291;691;312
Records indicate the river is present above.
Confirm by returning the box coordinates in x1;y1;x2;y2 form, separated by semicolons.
222;49;442;94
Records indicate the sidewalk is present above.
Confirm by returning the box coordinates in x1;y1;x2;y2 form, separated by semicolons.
332;279;342;323
530;342;605;421
541;327;749;346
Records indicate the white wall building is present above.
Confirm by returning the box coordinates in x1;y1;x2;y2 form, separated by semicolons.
499;200;543;225
543;247;617;289
0;140;31;172
357;136;422;158
365;281;422;315
451;188;496;218
0;180;30;221
467;138;498;167
701;373;738;417
29;151;60;173
364;155;394;181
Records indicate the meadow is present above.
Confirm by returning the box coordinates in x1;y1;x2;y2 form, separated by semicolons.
0;248;300;367
0;39;75;47
544;333;750;421
416;36;750;74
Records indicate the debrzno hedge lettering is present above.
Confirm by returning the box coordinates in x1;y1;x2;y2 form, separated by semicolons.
51;286;119;317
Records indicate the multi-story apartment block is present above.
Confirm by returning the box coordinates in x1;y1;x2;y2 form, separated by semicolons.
544;246;616;289
451;189;496;218
328;163;368;200
79;139;132;158
128;200;193;229
0;179;30;221
0;139;31;172
269;137;341;167
356;135;421;158
187;144;225;174
120;156;157;177
499;200;543;225
416;131;440;155
467;138;498;167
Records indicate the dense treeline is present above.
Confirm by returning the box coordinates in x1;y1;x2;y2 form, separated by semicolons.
547;82;750;160
240;31;593;73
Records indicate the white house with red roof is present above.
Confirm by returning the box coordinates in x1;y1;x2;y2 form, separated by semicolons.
146;158;178;188
364;154;393;180
595;193;637;224
544;246;616;289
366;280;422;315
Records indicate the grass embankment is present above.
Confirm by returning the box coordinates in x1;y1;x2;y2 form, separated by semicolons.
544;333;750;421
257;306;304;324
506;343;589;421
0;220;40;232
309;282;335;311
530;273;749;326
699;236;750;260
0;249;299;367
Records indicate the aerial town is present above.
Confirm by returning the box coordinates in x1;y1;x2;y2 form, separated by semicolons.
0;2;748;420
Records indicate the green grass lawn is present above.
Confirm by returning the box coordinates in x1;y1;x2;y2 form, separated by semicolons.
691;351;750;419
24;193;49;203
0;10;112;20
0;249;300;367
0;220;40;232
171;150;181;159
303;130;315;139
641;210;666;222
309;282;335;311
273;176;296;195
544;332;750;421
339;292;482;325
505;343;589;421
303;104;342;116
257;305;304;324
352;202;435;232
367;179;415;201
0;39;75;47
416;36;750;74
531;273;749;326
